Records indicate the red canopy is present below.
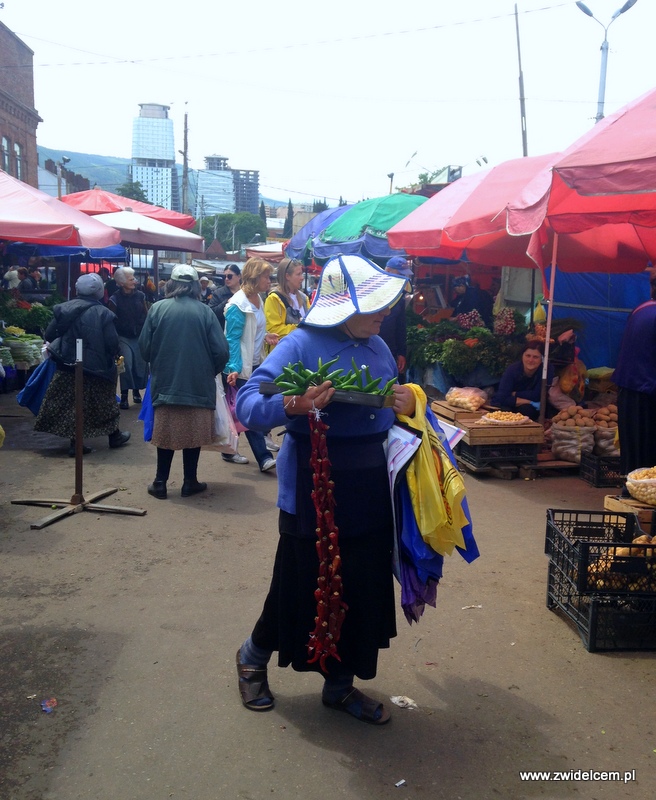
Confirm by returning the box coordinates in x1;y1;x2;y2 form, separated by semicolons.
508;86;656;271
388;154;555;269
61;188;196;230
0;171;122;248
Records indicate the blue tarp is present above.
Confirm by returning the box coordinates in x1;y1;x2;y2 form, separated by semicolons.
546;268;650;369
6;242;128;262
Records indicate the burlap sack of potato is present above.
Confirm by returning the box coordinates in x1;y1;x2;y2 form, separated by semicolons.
593;427;620;457
550;423;595;463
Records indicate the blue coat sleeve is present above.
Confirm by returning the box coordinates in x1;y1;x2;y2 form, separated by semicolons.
224;304;246;374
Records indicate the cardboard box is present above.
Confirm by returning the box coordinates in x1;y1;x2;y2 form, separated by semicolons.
603;495;655;535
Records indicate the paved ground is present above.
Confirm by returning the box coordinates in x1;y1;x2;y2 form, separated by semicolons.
1;390;654;800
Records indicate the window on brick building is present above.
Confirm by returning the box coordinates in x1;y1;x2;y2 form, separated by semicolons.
1;137;10;172
13;143;24;180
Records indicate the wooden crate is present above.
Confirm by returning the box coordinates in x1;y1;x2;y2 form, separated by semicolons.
604;495;655;535
430;400;486;425
459;419;545;446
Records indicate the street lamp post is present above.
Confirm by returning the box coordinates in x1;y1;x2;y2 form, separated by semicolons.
387;172;394;194
575;0;639;123
56;156;70;199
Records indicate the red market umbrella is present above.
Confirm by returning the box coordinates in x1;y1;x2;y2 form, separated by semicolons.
0;171;122;248
387;154;556;269
61;188;196;230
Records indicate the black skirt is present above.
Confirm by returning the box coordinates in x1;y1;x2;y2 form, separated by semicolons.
618;387;656;475
251;518;396;680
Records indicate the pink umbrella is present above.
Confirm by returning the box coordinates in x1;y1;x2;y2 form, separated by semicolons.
0;171;122;248
61;188;196;230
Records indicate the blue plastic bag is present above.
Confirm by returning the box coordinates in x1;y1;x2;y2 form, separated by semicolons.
138;377;154;442
16;358;57;416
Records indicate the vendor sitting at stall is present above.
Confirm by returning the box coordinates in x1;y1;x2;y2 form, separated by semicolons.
450;275;493;328
490;340;554;420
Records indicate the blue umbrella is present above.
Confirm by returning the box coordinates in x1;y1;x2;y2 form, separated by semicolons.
285;205;352;261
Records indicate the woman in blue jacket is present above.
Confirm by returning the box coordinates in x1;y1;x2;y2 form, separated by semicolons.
491;340;553;420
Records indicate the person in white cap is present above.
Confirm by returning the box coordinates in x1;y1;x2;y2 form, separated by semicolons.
233;254;416;725
199;275;213;305
35;272;131;456
139;265;229;499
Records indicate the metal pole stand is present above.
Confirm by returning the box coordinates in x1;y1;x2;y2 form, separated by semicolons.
12;342;147;529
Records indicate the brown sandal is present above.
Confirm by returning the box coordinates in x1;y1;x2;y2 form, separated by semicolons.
322;687;391;725
236;649;275;712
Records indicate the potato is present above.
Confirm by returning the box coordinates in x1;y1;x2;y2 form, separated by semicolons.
597;420;608;428
608;404;618;412
565;418;576;427
609;413;618;422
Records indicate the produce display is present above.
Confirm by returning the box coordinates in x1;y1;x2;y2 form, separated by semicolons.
478;411;530;425
551;406;596;428
444;386;488;411
626;467;656;506
273;357;396;397
592;404;618;428
2;328;44;367
587;532;655;591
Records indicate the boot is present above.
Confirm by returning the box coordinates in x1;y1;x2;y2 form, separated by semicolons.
147;479;167;499
132;390;142;404
181;480;207;497
119;392;129;410
108;430;131;449
68;439;92;457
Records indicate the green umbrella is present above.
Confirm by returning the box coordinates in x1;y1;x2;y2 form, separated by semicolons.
319;193;427;242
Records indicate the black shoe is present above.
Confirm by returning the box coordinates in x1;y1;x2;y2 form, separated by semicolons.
147;480;167;499
108;430;131;448
68;440;92;457
181;480;207;497
119;399;130;410
132;391;142;404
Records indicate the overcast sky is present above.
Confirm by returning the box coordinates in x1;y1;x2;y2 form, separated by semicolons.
3;0;654;205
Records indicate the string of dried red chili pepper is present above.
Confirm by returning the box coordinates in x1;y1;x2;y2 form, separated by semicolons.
306;411;348;672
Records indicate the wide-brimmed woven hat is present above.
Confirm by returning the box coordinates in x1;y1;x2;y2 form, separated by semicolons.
304;254;406;328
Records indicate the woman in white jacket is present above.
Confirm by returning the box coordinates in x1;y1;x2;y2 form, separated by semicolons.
224;258;279;471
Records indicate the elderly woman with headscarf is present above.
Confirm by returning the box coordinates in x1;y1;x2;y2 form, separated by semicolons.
139;265;229;499
233;254;417;725
108;266;149;409
450;275;494;329
35;272;130;456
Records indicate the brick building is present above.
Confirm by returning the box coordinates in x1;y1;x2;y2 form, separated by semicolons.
0;21;41;188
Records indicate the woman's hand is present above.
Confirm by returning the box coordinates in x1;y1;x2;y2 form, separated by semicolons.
392;384;416;416
226;371;239;387
282;380;335;416
265;333;279;347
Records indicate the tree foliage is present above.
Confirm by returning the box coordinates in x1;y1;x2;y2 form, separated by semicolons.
115;180;149;203
282;199;294;238
259;201;267;223
312;199;328;213
194;212;267;251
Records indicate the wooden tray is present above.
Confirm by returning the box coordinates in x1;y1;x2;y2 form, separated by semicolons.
430;400;488;424
459;419;544;445
604;495;655;535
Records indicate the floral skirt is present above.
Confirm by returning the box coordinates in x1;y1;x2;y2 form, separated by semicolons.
151;405;215;450
34;370;119;439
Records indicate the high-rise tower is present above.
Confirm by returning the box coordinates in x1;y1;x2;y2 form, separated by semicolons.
131;103;180;211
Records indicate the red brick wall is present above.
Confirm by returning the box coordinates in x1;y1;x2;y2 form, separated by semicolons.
0;22;41;188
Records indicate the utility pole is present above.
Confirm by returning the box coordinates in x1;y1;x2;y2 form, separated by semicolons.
181;111;189;215
198;195;205;237
515;4;529;156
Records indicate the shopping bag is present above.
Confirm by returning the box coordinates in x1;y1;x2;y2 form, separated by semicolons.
203;376;239;454
224;382;247;433
16;357;56;416
138;377;154;442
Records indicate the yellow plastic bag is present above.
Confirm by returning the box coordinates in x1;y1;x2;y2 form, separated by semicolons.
533;300;547;323
397;385;468;557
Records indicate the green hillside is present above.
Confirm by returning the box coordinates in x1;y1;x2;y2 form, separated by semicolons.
37;146;285;208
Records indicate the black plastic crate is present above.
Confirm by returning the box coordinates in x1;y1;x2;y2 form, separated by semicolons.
579;453;623;488
547;561;656;652
545;509;655;594
455;441;539;467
